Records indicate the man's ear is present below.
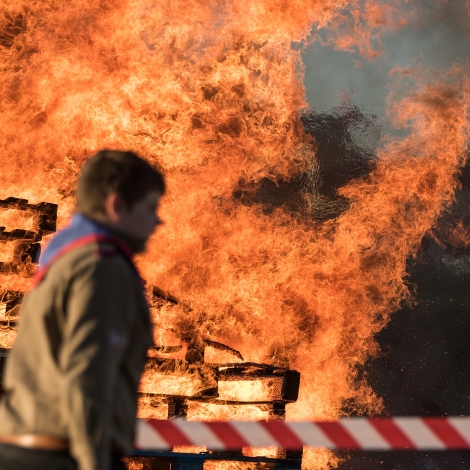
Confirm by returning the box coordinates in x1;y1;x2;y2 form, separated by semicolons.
104;192;123;223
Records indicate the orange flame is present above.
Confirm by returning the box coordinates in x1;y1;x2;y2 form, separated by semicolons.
1;1;469;469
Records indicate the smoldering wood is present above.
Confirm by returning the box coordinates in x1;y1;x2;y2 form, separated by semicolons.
0;290;23;326
0;196;58;273
0;198;58;327
0;198;58;235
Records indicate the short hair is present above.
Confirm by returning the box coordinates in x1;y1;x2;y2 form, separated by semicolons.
76;150;165;216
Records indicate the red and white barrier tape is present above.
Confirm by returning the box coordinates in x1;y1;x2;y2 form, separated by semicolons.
136;418;470;451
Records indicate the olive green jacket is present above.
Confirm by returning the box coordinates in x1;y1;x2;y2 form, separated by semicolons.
0;241;152;470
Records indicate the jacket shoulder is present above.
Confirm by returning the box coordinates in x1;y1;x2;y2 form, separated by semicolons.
46;241;134;284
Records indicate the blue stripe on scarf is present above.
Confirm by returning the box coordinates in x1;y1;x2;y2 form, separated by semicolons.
39;214;115;268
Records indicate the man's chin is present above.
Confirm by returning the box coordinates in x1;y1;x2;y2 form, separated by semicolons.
110;227;148;254
137;239;149;254
131;235;148;254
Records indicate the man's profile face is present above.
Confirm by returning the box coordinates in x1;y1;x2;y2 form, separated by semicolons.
112;190;162;243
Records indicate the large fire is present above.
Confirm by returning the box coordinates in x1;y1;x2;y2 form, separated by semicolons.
0;1;469;469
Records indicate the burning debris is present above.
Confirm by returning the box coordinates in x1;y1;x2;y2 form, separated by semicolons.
0;197;57;330
0;290;23;326
0;197;57;274
137;287;303;467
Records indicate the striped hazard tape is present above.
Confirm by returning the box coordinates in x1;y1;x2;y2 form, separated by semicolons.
135;418;470;451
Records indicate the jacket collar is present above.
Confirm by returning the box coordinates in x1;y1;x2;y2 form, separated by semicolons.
39;213;132;269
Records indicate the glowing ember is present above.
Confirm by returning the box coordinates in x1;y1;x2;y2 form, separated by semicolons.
188;403;269;422
139;375;203;397
0;243;15;264
136;395;169;420
0;209;34;232
0;1;469;469
217;379;271;402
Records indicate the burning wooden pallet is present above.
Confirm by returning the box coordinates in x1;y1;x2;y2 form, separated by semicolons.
0;197;57;272
0;200;302;469
139;361;300;419
0;197;58;326
135;360;302;470
137;288;302;469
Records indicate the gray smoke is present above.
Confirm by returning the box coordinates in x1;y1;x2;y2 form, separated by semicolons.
302;0;468;131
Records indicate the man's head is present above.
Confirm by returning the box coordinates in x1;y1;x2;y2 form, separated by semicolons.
76;150;165;249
